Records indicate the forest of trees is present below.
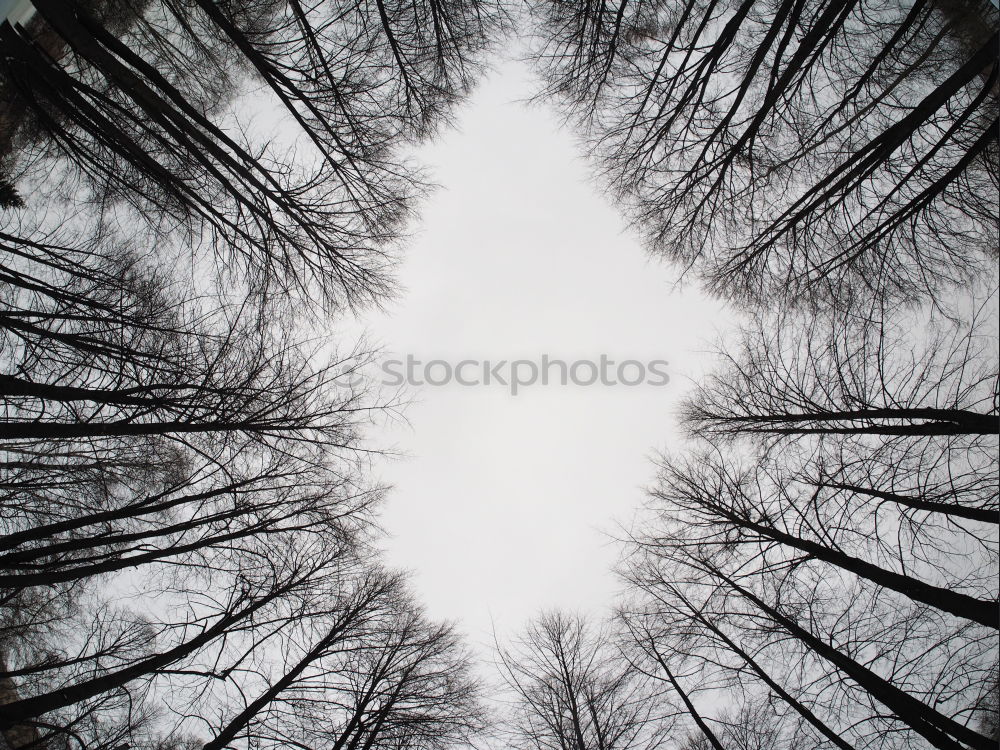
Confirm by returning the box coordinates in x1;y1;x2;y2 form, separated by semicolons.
0;0;996;748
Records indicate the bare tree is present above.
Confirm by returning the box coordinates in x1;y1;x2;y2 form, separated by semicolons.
525;0;999;309
0;526;344;746
497;610;672;750
681;304;999;442
608;286;999;750
673;700;786;750
0;221;385;451
1;0;510;307
622;546;996;749
619;426;997;750
199;575;486;750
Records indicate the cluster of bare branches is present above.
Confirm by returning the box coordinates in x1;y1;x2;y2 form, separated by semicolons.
4;0;998;747
495;2;1000;748
500;306;999;746
613;302;999;749
496;611;673;749
2;0;509;307
525;0;999;308
0;0;510;747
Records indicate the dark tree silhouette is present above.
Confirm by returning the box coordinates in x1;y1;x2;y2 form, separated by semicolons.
199;574;485;750
0;526;345;746
0;2;511;749
621;539;996;749
0;217;389;468
526;0;999;308
681;305;999;442
1;0;509;307
597;284;999;750
497;610;672;750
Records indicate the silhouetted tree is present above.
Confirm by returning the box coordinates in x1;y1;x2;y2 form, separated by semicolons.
0;526;341;745
2;0;509;306
497;610;672;750
0;219;383;479
526;0;999;308
0;2;508;749
612;288;999;750
622;541;996;749
671;700;785;750
682;304;999;441
198;575;485;750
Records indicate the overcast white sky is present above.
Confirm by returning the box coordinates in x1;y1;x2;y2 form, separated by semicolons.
348;56;735;652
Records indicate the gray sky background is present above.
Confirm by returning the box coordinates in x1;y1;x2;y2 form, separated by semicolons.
348;57;735;651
